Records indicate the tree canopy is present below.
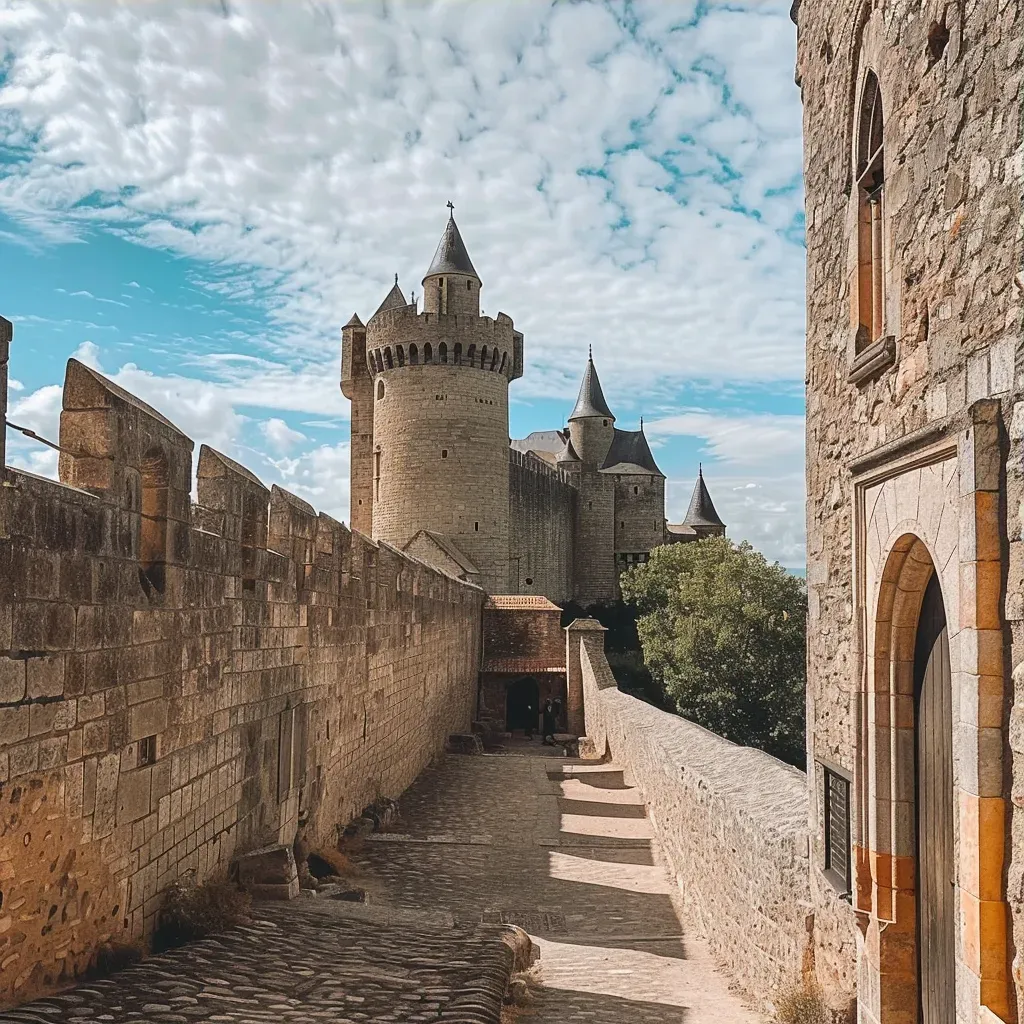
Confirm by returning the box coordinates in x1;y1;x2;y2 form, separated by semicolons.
619;536;807;766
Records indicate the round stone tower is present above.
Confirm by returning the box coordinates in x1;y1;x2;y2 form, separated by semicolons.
568;349;615;467
364;210;523;594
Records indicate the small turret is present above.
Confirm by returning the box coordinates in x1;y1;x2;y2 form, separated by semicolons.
555;432;581;473
683;465;726;537
421;203;481;317
372;275;409;320
567;349;615;467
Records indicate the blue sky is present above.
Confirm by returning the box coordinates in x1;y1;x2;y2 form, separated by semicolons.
0;0;806;570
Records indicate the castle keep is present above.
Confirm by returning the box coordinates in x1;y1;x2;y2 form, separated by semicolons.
341;210;725;604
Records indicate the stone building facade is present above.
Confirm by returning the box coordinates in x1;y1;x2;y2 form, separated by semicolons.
797;1;1024;1021
341;211;726;607
0;341;483;1006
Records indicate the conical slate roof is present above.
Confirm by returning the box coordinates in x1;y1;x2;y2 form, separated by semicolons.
683;468;725;528
372;277;408;318
424;213;479;280
568;354;615;422
600;428;663;477
556;434;581;463
343;312;364;328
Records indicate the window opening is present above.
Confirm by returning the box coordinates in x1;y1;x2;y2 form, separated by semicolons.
424;342;432;363
409;343;418;365
374;449;382;500
856;71;885;350
137;735;157;767
823;766;852;893
525;577;533;586
377;380;385;400
440;342;448;364
441;449;448;459
474;522;479;532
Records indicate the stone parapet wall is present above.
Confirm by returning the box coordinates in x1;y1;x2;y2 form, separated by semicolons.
0;358;484;1007
573;626;813;1012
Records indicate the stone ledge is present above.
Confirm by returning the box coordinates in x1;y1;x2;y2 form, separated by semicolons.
848;335;896;387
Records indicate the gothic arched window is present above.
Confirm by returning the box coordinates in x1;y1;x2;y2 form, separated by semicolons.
856;71;885;350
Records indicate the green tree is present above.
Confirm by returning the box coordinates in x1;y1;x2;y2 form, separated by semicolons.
619;536;807;766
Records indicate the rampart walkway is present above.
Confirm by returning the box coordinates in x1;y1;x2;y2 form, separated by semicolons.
356;745;760;1021
2;746;760;1023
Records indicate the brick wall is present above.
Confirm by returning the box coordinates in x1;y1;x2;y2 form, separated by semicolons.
508;450;575;602
0;357;483;1007
570;621;813;1014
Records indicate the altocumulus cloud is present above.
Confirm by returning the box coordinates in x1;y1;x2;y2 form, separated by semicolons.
0;0;806;564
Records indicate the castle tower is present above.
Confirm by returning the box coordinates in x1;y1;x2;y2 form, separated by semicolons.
568;350;615;467
340;311;372;534
361;209;524;593
568;352;617;604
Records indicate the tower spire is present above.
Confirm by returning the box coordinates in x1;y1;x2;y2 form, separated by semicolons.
423;205;479;281
568;352;615;422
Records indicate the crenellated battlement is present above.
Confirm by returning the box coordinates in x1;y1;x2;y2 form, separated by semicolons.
365;305;522;381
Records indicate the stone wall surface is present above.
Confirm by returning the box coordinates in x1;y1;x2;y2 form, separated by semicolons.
797;0;1023;1015
573;627;813;1012
0;357;484;1007
508;451;575;602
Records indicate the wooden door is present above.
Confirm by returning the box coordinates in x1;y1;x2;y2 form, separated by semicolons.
914;572;955;1024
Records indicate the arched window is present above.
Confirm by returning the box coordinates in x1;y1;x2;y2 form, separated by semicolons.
396;345;406;367
409;343;418;365
490;348;500;371
423;342;432;363
439;342;448;364
384;348;394;369
453;343;462;365
140;447;169;593
467;344;476;366
856;71;885;350
499;352;507;373
466;279;471;291
377;380;385;400
481;346;489;369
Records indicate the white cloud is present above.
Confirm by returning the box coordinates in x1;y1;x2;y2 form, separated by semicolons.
263;442;351;522
0;0;804;402
8;378;24;391
260;417;307;453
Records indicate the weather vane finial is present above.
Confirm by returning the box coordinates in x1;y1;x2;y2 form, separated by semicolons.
447;199;455;213
588;344;592;359
394;273;399;285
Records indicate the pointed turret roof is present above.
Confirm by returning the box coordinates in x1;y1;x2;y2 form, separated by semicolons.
556;434;581;463
372;275;408;318
568;351;615;422
683;467;725;528
344;312;364;329
424;211;479;281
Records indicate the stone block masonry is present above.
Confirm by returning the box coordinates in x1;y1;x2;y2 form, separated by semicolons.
569;619;814;1013
0;353;484;1007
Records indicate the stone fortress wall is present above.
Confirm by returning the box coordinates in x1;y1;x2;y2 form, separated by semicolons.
0;347;483;1007
508;450;576;603
567;619;814;1014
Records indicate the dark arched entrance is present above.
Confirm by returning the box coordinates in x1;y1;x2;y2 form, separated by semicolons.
913;572;954;1024
506;677;539;736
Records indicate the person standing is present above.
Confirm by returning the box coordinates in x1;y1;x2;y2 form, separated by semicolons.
542;699;557;745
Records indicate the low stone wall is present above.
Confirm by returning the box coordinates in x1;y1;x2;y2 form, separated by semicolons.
0;358;484;1007
573;623;813;1012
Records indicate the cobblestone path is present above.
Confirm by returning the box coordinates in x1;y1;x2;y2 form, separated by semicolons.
2;747;760;1023
355;748;761;1023
0;898;514;1023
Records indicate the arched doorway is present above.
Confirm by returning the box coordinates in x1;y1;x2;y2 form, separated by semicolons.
867;534;957;1023
914;572;954;1023
506;677;539;736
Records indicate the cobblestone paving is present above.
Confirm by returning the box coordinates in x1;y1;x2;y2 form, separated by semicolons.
0;899;513;1024
356;747;762;1023
2;746;760;1023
